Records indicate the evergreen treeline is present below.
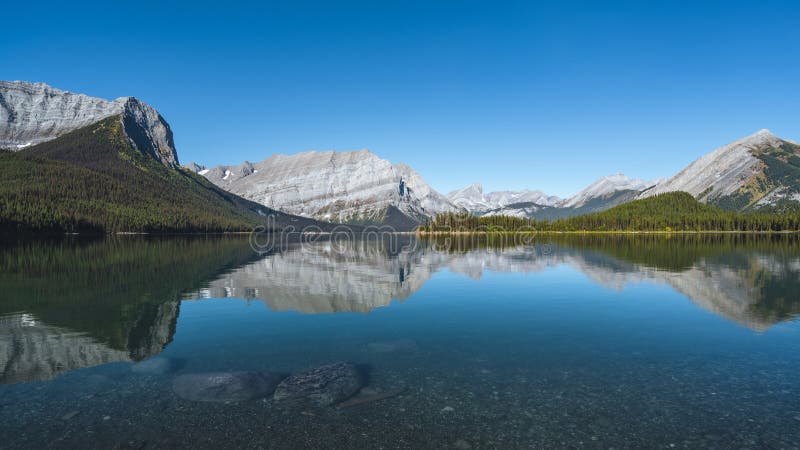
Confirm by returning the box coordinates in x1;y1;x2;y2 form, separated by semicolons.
419;233;800;271
419;192;800;233
0;117;290;233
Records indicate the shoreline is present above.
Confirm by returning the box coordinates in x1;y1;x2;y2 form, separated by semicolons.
3;230;800;237
414;230;800;235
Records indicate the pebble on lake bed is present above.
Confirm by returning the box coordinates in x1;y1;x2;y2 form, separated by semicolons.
273;362;364;406
172;371;284;402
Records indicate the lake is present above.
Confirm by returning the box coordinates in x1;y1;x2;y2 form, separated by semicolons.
1;234;799;449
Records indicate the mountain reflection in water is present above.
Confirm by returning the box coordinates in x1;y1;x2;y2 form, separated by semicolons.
185;235;800;330
1;234;799;384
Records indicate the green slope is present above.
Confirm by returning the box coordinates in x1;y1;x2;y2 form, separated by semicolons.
547;192;800;231
0;116;323;233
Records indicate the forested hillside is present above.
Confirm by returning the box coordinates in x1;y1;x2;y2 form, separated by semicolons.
0;117;321;233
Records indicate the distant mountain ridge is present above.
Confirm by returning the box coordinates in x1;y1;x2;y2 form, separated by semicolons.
447;183;561;212
447;130;800;219
448;174;659;219
192;128;800;225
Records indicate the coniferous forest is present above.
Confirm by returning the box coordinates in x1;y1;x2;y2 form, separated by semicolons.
419;192;800;233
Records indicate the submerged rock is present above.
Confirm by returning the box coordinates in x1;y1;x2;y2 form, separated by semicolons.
172;371;284;402
273;362;365;406
132;357;182;375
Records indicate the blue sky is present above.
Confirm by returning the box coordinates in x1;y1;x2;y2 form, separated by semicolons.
3;0;799;197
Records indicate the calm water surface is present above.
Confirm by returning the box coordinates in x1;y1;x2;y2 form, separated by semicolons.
1;235;799;449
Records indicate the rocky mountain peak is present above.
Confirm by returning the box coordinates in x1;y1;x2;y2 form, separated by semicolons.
184;162;206;173
465;182;484;193
753;128;773;137
733;128;784;149
640;129;797;205
119;96;178;166
560;173;652;208
0;81;178;166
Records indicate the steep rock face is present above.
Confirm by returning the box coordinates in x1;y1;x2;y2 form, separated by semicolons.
120;96;178;166
0;81;178;166
640;129;800;210
199;150;459;227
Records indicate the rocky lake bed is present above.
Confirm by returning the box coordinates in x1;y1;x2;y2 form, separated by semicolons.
3;336;800;449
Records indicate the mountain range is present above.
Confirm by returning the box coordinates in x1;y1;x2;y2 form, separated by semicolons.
191;128;800;225
453;129;800;219
2;80;799;232
447;174;658;219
